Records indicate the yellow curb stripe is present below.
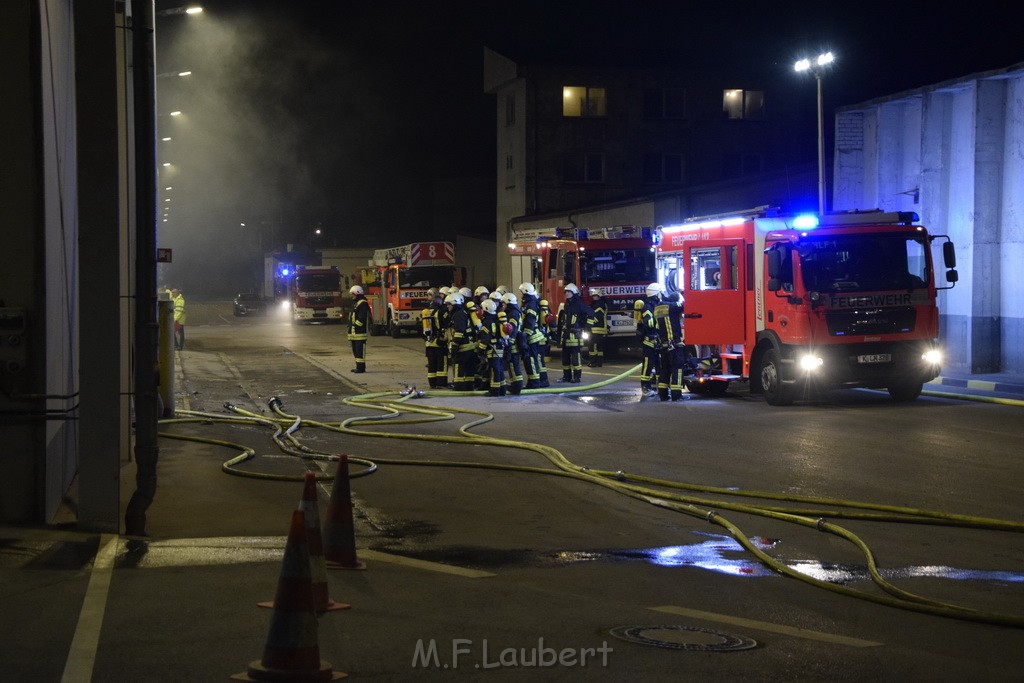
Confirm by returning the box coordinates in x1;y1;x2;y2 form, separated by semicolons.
649;605;883;648
358;549;495;578
61;534;120;682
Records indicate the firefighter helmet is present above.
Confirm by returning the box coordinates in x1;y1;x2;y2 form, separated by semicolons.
590;287;603;297
426;287;439;298
564;283;580;297
349;285;363;295
519;282;536;296
444;292;464;305
438;286;451;296
489;290;503;301
481;298;498;314
458;287;473;298
501;292;518;306
646;282;664;297
495;285;509;294
474;285;490;297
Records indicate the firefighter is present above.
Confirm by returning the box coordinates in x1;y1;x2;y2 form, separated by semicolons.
537;296;554;387
445;291;477;391
587;287;608;367
473;285;490;308
518;282;546;389
654;289;687;401
636;282;662;393
170;287;187;351
477;298;507;396
347;285;369;373
501;292;525;394
558;283;595;383
421;287;447;389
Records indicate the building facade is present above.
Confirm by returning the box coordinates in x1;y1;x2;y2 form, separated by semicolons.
484;48;808;287
834;62;1024;373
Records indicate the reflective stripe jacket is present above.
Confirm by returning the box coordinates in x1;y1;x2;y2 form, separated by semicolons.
347;297;369;340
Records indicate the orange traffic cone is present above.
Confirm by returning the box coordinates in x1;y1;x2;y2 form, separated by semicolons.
323;455;366;570
259;472;350;612
232;510;346;681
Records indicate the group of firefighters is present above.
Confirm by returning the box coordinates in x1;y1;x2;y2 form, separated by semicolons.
345;280;695;401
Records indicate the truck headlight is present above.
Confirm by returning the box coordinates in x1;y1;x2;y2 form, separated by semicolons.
799;354;823;371
922;349;942;364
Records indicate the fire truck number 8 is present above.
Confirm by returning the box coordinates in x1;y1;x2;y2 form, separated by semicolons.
428;245;437;258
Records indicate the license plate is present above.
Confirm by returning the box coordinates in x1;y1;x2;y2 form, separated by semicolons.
857;353;891;364
612;319;633;326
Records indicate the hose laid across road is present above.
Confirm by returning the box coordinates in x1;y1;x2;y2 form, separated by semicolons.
158;364;1024;629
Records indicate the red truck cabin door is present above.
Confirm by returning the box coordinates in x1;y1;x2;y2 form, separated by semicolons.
683;240;746;345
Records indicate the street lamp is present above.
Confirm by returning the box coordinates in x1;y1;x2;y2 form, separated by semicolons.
794;51;834;215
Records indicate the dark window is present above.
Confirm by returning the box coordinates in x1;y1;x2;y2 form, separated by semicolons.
643;87;686;118
643;153;683;183
564;152;605;183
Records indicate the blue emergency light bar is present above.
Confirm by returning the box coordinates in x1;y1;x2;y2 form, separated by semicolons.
792;214;819;229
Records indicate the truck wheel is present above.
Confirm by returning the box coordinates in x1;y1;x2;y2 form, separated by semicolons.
389;315;401;338
888;380;923;402
761;349;794;406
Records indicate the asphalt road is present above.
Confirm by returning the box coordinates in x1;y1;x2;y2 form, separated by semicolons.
3;301;1023;681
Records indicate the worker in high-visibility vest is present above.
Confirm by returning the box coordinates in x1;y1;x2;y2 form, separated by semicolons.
170;287;187;351
347;285;369;373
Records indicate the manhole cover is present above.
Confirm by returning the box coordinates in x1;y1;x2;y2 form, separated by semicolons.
609;624;757;652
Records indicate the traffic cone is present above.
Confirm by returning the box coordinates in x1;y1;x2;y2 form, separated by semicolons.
259;472;350;612
232;510;346;681
323;455;366;570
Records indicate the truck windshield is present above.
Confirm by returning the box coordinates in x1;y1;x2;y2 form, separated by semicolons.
580;248;655;283
295;273;340;292
399;266;454;288
797;232;929;293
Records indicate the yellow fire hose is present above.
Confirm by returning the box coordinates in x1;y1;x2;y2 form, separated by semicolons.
157;363;1024;629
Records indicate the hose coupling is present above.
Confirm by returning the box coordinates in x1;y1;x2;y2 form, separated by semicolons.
268;396;282;410
815;518;827;531
706;510;717;522
223;402;236;411
613;470;625;481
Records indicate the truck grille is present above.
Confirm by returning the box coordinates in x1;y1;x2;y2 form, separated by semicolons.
826;307;916;336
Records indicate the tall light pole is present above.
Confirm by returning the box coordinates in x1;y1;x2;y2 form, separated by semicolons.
795;51;834;215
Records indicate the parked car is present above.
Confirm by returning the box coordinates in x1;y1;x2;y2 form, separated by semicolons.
233;292;268;316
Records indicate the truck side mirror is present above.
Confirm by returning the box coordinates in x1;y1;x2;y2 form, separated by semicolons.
767;249;782;279
767;278;781;292
943;241;957;269
945;269;959;283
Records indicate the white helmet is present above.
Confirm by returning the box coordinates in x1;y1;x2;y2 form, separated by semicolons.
646;282;664;297
590;287;603;297
444;292;464;305
489;290;503;301
349;285;363;295
458;287;473;298
564;283;580;297
438;286;451;296
474;285;489;297
502;292;518;306
495;285;509;295
481;298;498;314
518;282;536;296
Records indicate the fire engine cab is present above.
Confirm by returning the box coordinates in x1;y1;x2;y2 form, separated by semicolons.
656;207;958;404
508;225;657;351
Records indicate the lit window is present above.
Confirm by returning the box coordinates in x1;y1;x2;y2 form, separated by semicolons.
723;89;765;120
563;86;607;117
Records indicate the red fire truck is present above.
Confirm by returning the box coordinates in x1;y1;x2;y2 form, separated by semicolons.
288;265;344;323
508;225;657;352
361;241;466;338
655;207;958;404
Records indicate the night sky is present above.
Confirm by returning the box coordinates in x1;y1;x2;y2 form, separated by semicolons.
154;0;1022;295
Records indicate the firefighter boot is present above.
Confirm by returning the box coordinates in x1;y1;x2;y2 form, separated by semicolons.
670;390;683;401
571;370;581;383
